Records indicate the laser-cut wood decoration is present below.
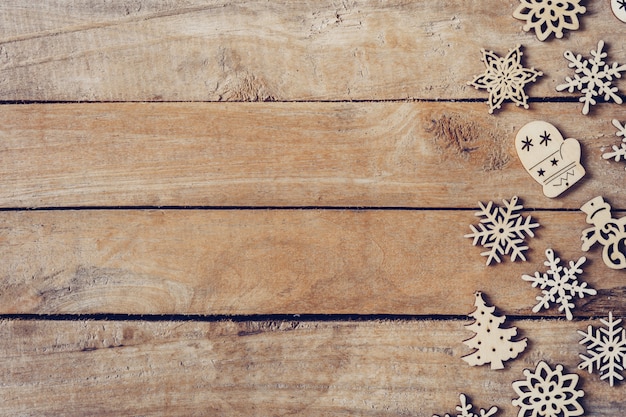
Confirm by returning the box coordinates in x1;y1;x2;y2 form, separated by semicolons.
467;45;542;114
432;393;498;417
513;0;586;41
556;40;626;115
462;291;527;370
515;121;585;198
602;119;626;169
512;361;585;417
611;0;626;23
578;312;626;387
580;196;626;270
521;248;596;320
465;196;539;265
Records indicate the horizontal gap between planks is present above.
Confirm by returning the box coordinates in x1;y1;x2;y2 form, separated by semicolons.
0;206;590;213
0;96;590;105
0;313;586;323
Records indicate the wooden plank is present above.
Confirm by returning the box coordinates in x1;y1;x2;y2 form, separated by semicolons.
1;0;625;101
0;318;622;416
1;209;623;316
1;101;625;209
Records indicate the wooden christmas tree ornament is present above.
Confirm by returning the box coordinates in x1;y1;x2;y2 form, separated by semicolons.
580;196;626;270
462;291;527;370
515;121;585;198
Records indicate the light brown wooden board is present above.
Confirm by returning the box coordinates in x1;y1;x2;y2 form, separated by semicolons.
1;209;622;316
1;101;625;209
1;0;626;101
0;319;622;417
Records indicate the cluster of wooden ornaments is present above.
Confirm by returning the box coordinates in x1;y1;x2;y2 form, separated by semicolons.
437;2;626;416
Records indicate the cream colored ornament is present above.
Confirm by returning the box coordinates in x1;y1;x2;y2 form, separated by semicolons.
467;45;542;114
512;361;585;417
462;292;527;370
611;0;626;23
515;121;585;198
433;393;497;417
580;196;626;270
513;0;586;41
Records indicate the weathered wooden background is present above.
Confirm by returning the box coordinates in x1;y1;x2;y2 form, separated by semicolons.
1;0;625;415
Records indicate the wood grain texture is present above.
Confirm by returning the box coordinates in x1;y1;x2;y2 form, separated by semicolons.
0;318;623;417
2;101;626;209
1;209;623;316
1;0;626;101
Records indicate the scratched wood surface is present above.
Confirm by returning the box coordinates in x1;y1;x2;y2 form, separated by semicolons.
1;0;626;416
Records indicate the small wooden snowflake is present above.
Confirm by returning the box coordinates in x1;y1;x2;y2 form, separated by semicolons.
521;248;596;320
578;312;626;386
468;45;542;114
602;119;626;169
433;393;497;417
513;0;586;41
556;40;626;115
465;196;539;265
512;361;585;417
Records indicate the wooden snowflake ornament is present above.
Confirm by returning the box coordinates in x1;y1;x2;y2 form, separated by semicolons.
556;40;626;115
468;45;542;114
611;0;626;23
462;292;527;370
580;196;626;270
578;312;626;386
433;394;497;417
515;121;585;198
602;119;626;169
522;248;596;320
465;196;539;265
513;0;586;41
512;361;585;417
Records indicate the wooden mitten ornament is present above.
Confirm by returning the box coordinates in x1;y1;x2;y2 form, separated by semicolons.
580;196;626;270
515;121;585;198
462;292;527;370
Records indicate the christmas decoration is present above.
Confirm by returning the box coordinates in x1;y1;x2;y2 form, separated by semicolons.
611;0;626;23
467;45;542;114
462;292;527;370
580;196;626;270
556;40;626;115
433;393;498;417
513;0;586;41
515;121;585;198
602;119;626;169
521;248;595;320
578;312;626;386
512;361;584;417
465;196;539;265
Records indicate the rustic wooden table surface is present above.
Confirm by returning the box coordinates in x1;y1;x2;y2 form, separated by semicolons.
1;1;625;415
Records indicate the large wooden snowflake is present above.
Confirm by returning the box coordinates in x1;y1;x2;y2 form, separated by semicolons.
512;361;585;417
513;0;586;41
578;312;626;386
468;45;542;114
433;394;497;417
465;196;539;265
556;40;626;115
521;248;596;320
603;119;626;169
